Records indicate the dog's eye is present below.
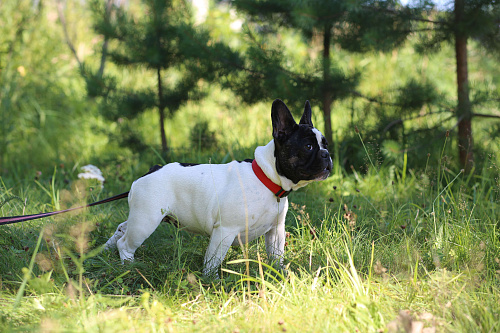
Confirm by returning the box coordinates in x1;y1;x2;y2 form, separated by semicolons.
305;144;313;150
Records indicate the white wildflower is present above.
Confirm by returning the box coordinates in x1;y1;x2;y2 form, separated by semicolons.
78;164;105;189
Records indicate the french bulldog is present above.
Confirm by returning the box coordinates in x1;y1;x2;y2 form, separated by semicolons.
104;99;332;277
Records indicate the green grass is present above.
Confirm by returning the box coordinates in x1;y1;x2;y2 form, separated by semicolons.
1;135;499;332
1;2;499;331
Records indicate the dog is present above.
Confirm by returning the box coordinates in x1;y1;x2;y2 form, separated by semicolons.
104;99;332;277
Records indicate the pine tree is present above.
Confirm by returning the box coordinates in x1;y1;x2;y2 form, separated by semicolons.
415;0;499;172
91;0;238;152
232;0;499;172
231;0;414;146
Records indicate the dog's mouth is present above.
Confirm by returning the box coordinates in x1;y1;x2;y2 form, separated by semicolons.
296;163;332;182
314;168;331;180
312;163;332;180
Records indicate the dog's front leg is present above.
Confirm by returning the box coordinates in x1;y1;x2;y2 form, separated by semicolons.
265;213;286;271
203;227;238;278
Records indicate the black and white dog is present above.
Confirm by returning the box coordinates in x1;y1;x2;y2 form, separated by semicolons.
104;99;332;276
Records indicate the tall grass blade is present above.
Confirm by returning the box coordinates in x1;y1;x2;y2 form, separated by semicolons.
13;229;44;309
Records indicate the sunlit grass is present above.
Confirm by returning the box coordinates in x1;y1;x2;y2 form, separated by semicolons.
1;1;499;330
1;137;499;331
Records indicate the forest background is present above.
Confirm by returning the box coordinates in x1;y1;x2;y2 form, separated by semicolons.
0;0;499;332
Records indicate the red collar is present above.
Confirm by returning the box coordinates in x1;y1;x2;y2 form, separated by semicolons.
252;159;291;199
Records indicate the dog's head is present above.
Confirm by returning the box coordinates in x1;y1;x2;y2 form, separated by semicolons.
271;99;332;184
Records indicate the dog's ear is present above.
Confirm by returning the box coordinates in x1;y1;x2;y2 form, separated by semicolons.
272;99;297;140
299;100;313;127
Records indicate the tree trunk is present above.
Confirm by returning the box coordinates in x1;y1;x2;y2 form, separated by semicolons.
322;23;333;146
455;0;473;172
157;67;168;151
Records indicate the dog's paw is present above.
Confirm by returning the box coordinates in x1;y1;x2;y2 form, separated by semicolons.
117;248;135;263
200;274;221;286
270;262;289;278
102;240;116;251
120;257;135;265
202;267;220;281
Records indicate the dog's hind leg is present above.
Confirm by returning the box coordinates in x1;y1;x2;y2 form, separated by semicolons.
111;176;168;262
103;221;128;251
116;207;164;262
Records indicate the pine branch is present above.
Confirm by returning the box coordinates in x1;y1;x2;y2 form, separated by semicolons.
361;5;451;27
407;17;450;26
178;26;263;78
401;115;456;153
406;28;442;33
473;113;500;120
349;90;401;107
410;114;456;135
295;11;346;22
383;110;455;132
351;90;461;117
245;29;314;84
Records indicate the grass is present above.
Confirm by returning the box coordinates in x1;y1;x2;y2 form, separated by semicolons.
1;135;499;332
1;1;498;330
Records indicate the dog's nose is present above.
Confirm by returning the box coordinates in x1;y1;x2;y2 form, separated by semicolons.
320;150;330;159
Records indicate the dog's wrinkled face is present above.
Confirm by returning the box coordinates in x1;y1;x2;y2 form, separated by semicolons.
271;99;333;184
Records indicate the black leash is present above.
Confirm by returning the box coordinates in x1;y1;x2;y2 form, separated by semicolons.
0;164;165;226
0;191;129;226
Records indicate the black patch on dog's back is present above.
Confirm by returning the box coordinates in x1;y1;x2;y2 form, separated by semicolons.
179;163;200;167
140;164;163;178
180;160;252;166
